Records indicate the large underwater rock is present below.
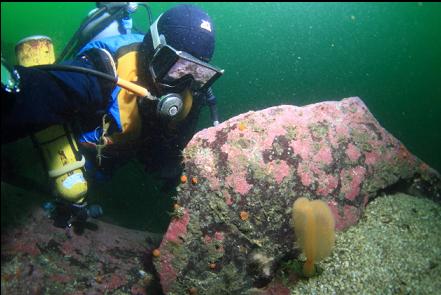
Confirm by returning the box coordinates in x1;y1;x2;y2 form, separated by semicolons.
154;97;441;294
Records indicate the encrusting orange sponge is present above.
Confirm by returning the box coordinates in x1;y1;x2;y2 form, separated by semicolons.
292;197;335;277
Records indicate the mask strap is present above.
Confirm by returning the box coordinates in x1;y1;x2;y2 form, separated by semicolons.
150;13;165;50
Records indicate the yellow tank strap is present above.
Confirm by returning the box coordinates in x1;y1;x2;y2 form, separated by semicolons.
48;155;85;178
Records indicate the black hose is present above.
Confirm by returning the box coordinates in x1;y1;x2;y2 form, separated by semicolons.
31;64;117;84
57;3;154;63
209;103;220;125
57;5;127;63
205;87;220;125
138;3;153;26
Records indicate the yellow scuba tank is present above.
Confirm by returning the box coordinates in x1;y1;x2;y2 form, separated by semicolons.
15;36;88;204
15;36;56;66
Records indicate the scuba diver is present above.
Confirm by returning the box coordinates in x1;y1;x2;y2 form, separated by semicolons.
1;3;223;230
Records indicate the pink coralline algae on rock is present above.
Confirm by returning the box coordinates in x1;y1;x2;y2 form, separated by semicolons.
155;97;441;294
1;197;162;295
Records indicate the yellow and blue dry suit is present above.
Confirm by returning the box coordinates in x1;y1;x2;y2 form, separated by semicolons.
1;33;214;226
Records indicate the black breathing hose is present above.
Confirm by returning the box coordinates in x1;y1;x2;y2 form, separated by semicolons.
58;3;153;63
32;64;117;83
205;87;220;125
57;6;108;63
138;3;153;25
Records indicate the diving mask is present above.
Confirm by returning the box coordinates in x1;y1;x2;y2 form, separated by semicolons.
148;13;223;93
149;44;224;92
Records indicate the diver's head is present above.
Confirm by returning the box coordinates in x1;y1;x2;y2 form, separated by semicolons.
139;4;223;123
141;4;222;95
143;4;215;62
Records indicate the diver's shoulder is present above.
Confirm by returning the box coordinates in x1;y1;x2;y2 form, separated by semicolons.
78;34;144;56
102;33;144;44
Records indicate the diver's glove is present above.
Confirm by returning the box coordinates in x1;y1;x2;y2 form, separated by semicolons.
42;200;103;228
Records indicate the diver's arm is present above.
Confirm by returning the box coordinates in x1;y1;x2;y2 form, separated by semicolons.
1;57;106;143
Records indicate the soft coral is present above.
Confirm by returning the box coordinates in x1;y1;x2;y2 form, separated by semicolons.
292;197;336;277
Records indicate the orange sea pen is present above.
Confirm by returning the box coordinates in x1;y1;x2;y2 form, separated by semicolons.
180;175;187;184
292;197;335;277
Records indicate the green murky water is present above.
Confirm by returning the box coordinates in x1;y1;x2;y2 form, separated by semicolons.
2;2;440;231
